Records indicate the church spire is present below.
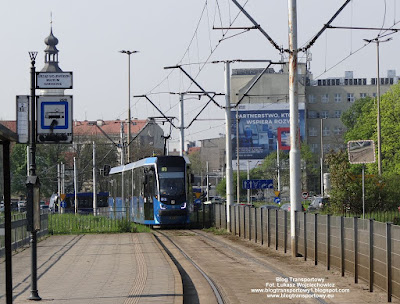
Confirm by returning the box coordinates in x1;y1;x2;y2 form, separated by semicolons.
41;21;62;73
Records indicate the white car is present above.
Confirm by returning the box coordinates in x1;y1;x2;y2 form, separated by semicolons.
17;201;26;212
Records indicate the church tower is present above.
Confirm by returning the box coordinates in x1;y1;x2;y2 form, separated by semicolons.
39;26;65;96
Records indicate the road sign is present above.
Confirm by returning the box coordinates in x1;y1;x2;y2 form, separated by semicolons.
302;192;309;199
274;190;280;197
348;140;375;164
36;72;73;89
242;179;273;190
274;197;281;204
16;95;29;143
37;96;73;144
60;194;66;201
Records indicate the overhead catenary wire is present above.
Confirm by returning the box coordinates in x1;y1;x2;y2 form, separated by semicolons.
316;18;400;79
299;0;352;52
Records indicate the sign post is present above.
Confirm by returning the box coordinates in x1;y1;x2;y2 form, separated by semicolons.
348;140;376;219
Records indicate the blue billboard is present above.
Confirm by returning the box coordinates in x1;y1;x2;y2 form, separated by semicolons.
232;103;305;160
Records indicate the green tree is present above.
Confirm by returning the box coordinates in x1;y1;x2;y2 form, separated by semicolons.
10;144;28;197
216;143;319;198
11;143;69;199
325;82;400;213
75;138;119;194
343;83;400;176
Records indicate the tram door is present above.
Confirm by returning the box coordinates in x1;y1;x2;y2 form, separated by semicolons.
144;168;154;220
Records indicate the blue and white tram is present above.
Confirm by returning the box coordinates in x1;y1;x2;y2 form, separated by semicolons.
108;155;193;226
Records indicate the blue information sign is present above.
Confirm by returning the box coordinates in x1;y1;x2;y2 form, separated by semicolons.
242;179;273;190
274;197;281;204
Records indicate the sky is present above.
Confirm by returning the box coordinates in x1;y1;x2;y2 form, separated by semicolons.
1;0;400;151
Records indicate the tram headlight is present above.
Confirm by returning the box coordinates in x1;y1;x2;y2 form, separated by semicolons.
160;203;167;210
180;202;187;209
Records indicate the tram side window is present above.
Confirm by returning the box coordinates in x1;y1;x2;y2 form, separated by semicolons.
146;168;156;198
133;168;140;197
124;169;131;199
115;174;122;198
132;169;136;192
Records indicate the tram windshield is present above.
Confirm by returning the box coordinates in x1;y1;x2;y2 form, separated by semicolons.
159;169;185;197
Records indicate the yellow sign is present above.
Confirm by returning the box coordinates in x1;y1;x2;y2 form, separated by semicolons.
60;194;66;201
195;192;201;199
274;191;280;197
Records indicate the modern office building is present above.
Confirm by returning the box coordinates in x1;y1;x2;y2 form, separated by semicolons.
306;70;397;155
230;64;397;162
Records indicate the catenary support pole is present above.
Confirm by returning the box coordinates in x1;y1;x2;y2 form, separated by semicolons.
180;93;185;156
206;161;210;202
120;122;125;208
57;163;61;213
93;141;97;215
225;61;234;232
277;141;281;192
288;0;301;258
320;118;324;196
236;107;240;204
74;157;78;214
247;160;250;204
376;41;382;176
61;163;65;214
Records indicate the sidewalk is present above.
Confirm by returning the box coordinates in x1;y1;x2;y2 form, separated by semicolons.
3;234;182;304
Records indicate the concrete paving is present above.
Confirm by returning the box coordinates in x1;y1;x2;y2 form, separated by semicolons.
1;233;182;304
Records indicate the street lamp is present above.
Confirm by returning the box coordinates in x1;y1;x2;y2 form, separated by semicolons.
119;50;138;163
363;37;392;176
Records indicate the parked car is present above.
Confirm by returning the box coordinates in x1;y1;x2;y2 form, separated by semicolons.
280;203;305;212
40;201;50;211
280;203;291;211
307;196;330;212
17;201;26;212
259;204;280;210
233;203;254;207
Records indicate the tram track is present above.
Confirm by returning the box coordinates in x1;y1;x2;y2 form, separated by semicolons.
191;230;329;304
154;229;329;304
153;230;226;304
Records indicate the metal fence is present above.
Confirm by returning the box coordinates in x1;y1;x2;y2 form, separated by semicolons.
0;212;49;257
214;204;400;302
